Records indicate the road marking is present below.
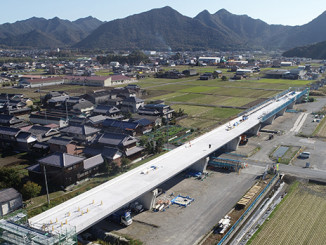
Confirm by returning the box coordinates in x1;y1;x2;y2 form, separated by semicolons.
290;113;308;132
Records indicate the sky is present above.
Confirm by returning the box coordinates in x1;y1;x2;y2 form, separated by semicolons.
1;0;326;26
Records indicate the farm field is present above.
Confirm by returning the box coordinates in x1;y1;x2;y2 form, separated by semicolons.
139;71;314;130
249;182;326;245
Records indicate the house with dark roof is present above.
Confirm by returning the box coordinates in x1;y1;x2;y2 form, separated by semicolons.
29;113;69;128
48;136;83;155
102;118;140;136
0;126;20;150
84;90;111;104
97;132;144;160
22;125;60;142
139;104;174;119
27;152;103;187
121;97;144;113
0;188;22;217
0;114;24;127
60;125;100;143
16;131;37;151
71;100;94;116
93;105;122;118
83;146;123;166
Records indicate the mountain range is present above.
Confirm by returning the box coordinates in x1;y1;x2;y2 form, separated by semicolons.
1;6;326;52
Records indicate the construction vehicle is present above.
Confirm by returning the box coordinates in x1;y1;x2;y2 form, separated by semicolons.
108;209;132;226
239;134;248;145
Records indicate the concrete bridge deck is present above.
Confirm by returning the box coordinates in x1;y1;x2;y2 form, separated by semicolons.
28;90;304;234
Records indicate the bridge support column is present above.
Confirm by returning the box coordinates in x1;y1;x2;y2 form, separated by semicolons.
225;137;241;151
191;157;209;172
263;115;276;125
248;124;261;136
139;189;160;210
287;101;295;109
276;108;286;117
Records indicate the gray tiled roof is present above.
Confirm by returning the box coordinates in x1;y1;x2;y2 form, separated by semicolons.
60;125;100;136
47;136;72;146
0;188;21;203
98;132;137;146
28;125;53;136
83;154;104;170
0;126;20;136
39;152;85;168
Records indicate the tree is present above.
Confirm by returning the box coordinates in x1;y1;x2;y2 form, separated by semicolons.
221;76;228;81
155;138;164;153
0;167;21;189
21;181;41;200
121;158;131;171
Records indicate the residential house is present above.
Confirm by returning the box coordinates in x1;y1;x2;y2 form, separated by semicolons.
29;152;104;187
84;90;111;104
120;97;144;113
131;114;162;127
139;104;174;119
71;100;94;116
0;126;20;150
0;188;23;217
60;125;100;143
93;105;122;118
29;112;69;128
22;125;60;142
102;118;140;136
16;131;37;151
47;136;83;155
0;114;24;127
97;132;144;160
83;146;123;166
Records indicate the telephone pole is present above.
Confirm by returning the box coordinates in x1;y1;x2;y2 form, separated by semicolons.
43;165;50;205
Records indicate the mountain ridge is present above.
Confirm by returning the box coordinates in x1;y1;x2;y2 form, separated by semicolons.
1;7;326;51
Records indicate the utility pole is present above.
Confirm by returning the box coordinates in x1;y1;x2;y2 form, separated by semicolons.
43;165;50;205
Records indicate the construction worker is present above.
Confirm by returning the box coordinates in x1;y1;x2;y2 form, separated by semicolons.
209;144;211;149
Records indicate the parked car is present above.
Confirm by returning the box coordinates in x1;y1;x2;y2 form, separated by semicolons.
299;152;310;159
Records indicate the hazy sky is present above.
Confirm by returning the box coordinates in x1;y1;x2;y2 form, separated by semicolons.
1;0;326;26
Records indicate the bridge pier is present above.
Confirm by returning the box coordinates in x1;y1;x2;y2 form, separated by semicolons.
287;101;295;109
139;188;161;210
247;124;261;136
191;157;209;172
225;137;241;151
263;115;276;125
276;107;286;117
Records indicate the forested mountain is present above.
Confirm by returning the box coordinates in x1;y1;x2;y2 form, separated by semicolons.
2;7;326;51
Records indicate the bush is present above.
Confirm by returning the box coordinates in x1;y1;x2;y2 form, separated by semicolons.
21;181;41;200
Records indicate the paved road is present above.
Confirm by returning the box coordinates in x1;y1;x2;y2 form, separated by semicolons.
246;159;326;181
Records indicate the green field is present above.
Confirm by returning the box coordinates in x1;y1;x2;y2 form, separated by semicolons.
249;182;326;245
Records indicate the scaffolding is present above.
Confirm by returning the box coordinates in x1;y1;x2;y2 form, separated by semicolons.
0;218;77;245
208;157;245;173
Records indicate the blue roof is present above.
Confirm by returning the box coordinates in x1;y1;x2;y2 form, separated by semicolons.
134;118;151;126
